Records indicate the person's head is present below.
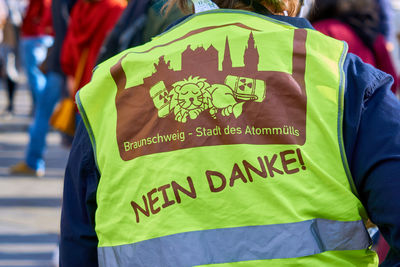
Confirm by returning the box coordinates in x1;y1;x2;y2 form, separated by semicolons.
163;0;303;17
307;0;378;23
307;0;380;50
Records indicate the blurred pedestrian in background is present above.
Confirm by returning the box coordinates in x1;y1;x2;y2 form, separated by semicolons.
44;0;77;149
376;0;394;41
19;0;53;113
308;0;398;94
95;0;154;65
61;0;127;102
0;0;22;116
0;0;7;40
0;0;12;115
96;0;185;65
9;0;54;176
141;0;186;43
9;0;77;177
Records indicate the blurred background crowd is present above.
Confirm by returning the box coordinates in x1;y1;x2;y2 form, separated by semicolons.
0;0;399;266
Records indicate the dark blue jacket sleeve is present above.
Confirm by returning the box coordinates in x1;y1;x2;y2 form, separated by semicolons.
343;53;400;266
60;121;99;267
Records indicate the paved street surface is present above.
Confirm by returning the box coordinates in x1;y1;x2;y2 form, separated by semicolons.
0;84;70;267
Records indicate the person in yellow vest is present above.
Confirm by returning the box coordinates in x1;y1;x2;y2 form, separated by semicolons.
60;0;400;266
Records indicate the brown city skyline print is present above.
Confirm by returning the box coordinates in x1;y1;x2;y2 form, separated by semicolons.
111;24;308;161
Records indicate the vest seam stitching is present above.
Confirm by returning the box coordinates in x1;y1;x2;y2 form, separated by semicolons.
76;92;101;175
337;41;360;198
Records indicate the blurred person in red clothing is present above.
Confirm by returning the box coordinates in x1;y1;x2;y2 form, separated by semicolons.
8;0;54;176
20;0;54;110
308;0;398;94
61;0;127;99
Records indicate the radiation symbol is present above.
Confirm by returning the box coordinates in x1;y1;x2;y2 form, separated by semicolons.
159;91;169;104
238;78;254;91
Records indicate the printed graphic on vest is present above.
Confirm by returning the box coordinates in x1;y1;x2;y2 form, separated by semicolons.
112;25;308;161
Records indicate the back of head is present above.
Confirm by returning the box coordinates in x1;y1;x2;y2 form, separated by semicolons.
163;0;301;17
308;0;380;49
308;0;379;23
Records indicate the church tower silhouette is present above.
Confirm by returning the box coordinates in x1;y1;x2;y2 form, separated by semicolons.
243;32;259;71
222;37;232;71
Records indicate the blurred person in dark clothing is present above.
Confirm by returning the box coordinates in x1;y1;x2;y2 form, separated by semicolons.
0;0;7;35
0;0;24;115
141;0;186;43
48;0;78;81
0;0;16;115
96;0;185;65
308;0;398;94
95;0;153;65
45;0;77;149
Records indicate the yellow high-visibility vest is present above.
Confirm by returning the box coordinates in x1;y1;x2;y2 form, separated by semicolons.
77;9;378;266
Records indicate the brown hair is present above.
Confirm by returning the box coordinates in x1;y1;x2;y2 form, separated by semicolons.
163;0;300;16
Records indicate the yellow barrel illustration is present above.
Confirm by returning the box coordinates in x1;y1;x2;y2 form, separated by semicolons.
149;81;171;118
225;75;266;102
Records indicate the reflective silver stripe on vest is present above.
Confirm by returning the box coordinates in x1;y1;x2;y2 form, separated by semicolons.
98;219;371;267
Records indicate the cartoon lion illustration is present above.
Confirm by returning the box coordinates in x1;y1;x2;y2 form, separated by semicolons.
169;76;214;123
151;75;262;122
